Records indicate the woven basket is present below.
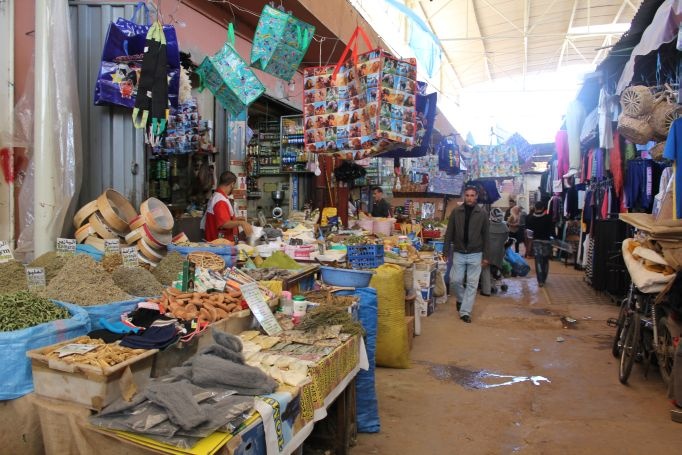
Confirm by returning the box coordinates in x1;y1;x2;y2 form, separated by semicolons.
187;251;225;271
620;85;654;118
617;114;653;145
650;141;666;161
649;97;680;137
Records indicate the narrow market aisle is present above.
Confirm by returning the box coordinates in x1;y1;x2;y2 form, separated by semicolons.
352;261;682;454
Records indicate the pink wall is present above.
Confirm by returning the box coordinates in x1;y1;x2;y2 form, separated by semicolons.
13;0;302;110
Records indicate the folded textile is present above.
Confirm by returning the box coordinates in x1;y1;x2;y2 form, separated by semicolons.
144;380;208;431
198;343;244;364
211;328;243;352
191;354;278;395
120;324;179;349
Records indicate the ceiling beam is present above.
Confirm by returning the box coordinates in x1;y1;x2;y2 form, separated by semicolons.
416;0;464;90
557;0;579;71
523;0;530;88
528;0;560;35
592;0;629;65
479;0;523;35
471;0;493;81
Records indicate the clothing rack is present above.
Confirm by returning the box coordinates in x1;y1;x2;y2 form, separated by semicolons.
588;178;614;190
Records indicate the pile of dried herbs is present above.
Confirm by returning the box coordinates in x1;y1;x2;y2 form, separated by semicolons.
0;260;29;294
152;251;184;285
0;291;70;331
102;253;123;272
259;251;302;270
299;305;364;337
43;255;130;305
111;266;165;297
29;252;66;284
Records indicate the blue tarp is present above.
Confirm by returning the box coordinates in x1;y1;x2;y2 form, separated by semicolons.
0;301;90;400
337;287;380;433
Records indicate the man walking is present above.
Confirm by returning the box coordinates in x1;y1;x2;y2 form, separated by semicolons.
444;185;489;323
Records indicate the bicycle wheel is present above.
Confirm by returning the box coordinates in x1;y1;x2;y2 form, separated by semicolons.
619;312;641;385
656;316;674;387
612;297;629;358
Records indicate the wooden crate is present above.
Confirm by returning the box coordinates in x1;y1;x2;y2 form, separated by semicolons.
27;339;157;411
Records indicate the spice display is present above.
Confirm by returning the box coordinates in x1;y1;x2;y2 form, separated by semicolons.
0;260;29;294
259;251;302;270
303;290;358;308
152;251;184;285
43;255;131;305
111;267;165;297
152;287;244;322
29;252;66;284
242;268;293;281
187;251;225;271
42;336;146;371
0;291;70;331
299;305;364;336
102;253;123;272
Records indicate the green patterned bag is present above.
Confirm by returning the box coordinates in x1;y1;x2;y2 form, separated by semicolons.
250;5;315;81
196;24;265;115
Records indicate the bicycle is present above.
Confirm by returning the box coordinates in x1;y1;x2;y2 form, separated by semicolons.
615;283;675;386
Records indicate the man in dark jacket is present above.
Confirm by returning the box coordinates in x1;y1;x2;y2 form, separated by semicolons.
444;185;489;323
525;201;554;287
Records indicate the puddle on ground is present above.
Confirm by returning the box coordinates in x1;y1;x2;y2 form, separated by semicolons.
416;360;550;389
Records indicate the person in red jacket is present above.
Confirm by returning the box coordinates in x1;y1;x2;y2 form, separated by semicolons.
202;171;253;242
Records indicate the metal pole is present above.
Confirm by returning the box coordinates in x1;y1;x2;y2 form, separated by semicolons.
33;0;57;257
0;0;15;247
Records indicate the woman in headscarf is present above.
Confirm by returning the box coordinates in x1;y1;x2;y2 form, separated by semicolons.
479;208;509;296
507;205;525;255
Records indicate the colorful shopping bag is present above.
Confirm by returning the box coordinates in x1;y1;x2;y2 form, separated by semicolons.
250;5;315;81
302;27;417;158
94;2;180;109
196;24;266;116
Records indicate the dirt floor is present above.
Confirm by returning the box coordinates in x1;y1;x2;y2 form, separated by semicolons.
351;259;682;454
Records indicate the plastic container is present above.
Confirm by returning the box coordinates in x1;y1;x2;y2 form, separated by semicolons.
292;295;308;324
320;266;374;287
430;240;444;253
168;243;237;266
280;291;293;316
373;218;395;236
357;218;374;232
347;244;385;269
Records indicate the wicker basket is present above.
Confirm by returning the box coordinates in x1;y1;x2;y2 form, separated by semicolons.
617;114;654;145
620;85;654;118
187;251;225;271
650;141;666;161
649;96;680;137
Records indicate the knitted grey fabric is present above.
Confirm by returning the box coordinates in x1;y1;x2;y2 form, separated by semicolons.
199;343;245;364
191;354;277;395
144;380;208;431
211;328;243;352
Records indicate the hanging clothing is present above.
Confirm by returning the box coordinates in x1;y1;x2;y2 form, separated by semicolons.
609;132;624;197
624;159;654;211
598;88;614;149
555;130;570;180
663;118;682;218
437;136;461;174
565;100;586;171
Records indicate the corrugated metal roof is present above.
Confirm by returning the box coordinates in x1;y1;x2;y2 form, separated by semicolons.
418;0;642;88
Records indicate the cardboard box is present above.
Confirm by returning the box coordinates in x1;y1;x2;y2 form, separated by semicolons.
406;316;415;350
27;339;157;411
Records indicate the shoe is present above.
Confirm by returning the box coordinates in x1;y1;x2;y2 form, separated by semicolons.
480;292;491;297
671;409;682;423
460;315;471;323
456;301;462;311
538;282;544;287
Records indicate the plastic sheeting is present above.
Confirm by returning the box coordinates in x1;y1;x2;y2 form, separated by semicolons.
64;298;145;331
16;0;82;259
0;301;90;400
336;287;379;433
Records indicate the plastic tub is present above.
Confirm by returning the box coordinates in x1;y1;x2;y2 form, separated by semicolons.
320;266;374;287
357;219;374;232
373;218;395;236
430;240;444;253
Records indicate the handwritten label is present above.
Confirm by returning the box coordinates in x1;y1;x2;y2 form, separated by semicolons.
104;238;121;256
55;343;98;358
26;267;46;291
121;247;138;268
56;238;76;256
240;282;282;336
0;241;13;263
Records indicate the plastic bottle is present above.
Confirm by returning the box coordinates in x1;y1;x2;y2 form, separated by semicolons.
280;291;293;315
292;295;307;324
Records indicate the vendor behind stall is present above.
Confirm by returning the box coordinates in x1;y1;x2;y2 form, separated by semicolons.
371;187;392;217
202;171;253;242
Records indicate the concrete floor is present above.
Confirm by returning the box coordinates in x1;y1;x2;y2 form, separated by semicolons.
352;260;682;454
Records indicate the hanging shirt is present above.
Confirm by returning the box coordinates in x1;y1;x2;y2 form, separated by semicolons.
437;137;460;174
598;87;614;149
203;189;238;242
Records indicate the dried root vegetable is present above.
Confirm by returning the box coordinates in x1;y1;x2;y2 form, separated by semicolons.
43;336;146;371
150;287;245;323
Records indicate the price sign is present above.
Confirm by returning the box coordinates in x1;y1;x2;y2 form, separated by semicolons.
121;247;138;268
56;238;76;256
104;238;121;256
240;282;282;336
26;267;46;291
0;241;13;263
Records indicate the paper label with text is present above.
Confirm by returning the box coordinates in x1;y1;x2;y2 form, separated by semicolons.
121;247;138;268
104;239;121;256
240;282;282;336
26;267;46;291
0;241;13;263
56;238;76;256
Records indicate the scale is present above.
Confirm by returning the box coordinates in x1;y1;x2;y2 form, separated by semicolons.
271;190;285;220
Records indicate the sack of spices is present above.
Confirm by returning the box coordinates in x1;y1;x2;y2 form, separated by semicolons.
195;24;265;116
94;1;180;109
250;4;315;81
302;26;417;159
